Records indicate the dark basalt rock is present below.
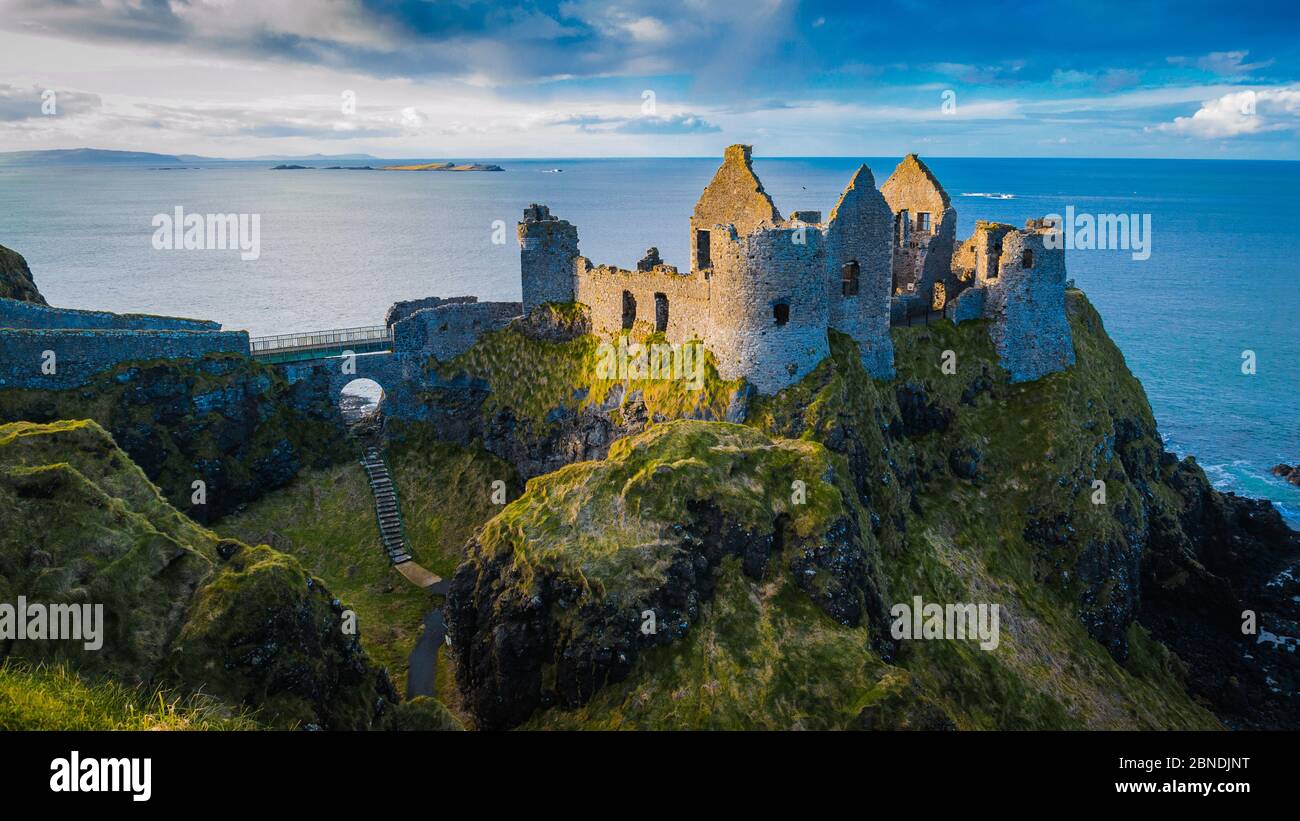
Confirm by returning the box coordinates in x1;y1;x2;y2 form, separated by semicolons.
0;244;47;305
1271;463;1300;486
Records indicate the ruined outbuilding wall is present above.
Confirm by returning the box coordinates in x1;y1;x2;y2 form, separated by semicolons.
575;260;712;341
518;204;579;313
0;297;221;332
825;165;895;378
385;295;478;329
0;328;249;389
705;225;829;393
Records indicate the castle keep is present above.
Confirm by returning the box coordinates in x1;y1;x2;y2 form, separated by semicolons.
519;145;1074;391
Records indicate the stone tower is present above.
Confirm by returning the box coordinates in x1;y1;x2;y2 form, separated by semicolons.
518;204;579;314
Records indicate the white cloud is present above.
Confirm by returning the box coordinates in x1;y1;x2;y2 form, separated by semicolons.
1154;87;1300;138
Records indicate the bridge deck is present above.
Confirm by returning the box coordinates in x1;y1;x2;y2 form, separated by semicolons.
249;325;392;363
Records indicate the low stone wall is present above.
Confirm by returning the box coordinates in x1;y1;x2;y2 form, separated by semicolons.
0;297;220;332
384;295;478;329
0;328;249;389
392;300;521;360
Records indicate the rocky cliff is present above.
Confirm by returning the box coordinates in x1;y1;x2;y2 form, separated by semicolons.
443;290;1299;730
0;244;47;304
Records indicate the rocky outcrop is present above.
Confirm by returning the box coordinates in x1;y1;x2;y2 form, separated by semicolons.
0;244;47;304
1271;463;1300;486
446;422;890;730
0;420;396;729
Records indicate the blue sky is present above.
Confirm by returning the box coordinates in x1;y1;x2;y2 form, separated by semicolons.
0;0;1297;158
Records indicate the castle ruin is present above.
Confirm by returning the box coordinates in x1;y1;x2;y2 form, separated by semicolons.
519;145;1074;391
0;145;1074;408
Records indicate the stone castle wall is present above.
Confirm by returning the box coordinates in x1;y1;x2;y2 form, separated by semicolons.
0;296;220;332
384;295;478;329
881;154;957;302
956;225;1074;382
825;165;896;378
0;328;249;390
575;260;712;340
392;299;521;360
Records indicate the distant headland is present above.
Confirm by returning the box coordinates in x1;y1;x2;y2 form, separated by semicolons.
0;148;502;171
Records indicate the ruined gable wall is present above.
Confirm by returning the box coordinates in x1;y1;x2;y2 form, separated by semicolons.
575;261;711;342
689;145;782;269
825;165;895;378
979;230;1074;382
518;205;579;313
705;226;829;393
0;328;249;390
881;155;957;299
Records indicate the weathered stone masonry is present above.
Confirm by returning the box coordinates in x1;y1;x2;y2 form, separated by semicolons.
517;144;1073;392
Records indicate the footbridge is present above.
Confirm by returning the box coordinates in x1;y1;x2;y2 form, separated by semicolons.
249;325;392;364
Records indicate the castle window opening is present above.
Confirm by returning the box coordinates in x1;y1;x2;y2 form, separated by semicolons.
1022;249;1034;268
841;260;860;296
896;210;910;243
654;292;669;332
918;212;932;233
773;302;790;326
622;291;637;330
695;229;712;269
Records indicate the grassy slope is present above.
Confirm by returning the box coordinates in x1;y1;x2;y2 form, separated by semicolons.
218;431;511;699
441;324;742;436
0;660;259;730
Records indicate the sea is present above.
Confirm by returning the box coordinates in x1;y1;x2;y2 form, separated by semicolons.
0;156;1296;526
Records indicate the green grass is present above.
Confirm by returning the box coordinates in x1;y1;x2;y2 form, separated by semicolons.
0;660;260;731
218;431;512;700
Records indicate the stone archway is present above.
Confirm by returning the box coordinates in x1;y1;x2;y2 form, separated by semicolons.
339;377;385;426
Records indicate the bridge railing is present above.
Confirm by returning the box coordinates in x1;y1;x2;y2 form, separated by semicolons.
249;325;391;356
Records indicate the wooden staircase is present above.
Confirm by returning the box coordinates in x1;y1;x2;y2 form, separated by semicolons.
361;446;412;565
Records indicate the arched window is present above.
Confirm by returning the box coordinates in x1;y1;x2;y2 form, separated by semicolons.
654;292;669;332
622;291;637;330
773;302;790;326
841;260;860;296
1022;249;1034;268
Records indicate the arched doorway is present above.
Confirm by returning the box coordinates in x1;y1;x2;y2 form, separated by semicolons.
339;378;385;427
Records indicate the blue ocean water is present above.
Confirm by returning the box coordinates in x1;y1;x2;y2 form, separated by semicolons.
0;156;1296;524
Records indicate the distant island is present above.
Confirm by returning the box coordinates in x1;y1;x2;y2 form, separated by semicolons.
381;162;503;172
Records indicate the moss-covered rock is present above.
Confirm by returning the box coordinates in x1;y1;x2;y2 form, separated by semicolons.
446;420;891;729
0;420;396;729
